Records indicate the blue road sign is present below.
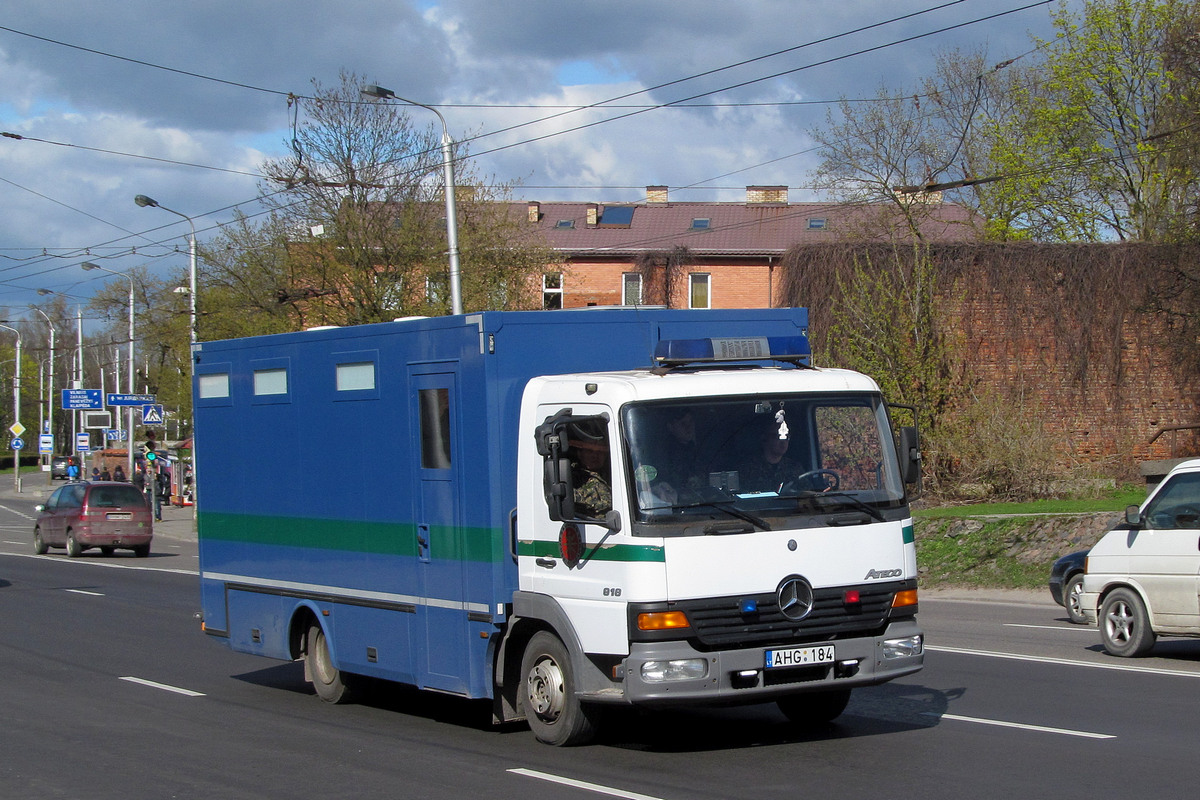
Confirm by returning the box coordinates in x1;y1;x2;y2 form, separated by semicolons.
75;432;91;452
108;393;157;406
141;404;164;425
62;389;104;410
39;434;54;453
10;437;23;450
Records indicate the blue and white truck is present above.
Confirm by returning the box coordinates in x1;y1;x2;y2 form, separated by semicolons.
194;307;923;745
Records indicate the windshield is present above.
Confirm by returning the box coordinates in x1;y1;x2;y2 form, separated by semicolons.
622;393;907;534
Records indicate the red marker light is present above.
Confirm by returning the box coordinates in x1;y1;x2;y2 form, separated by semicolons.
844;590;861;604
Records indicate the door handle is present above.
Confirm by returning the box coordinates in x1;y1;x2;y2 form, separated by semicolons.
535;558;557;569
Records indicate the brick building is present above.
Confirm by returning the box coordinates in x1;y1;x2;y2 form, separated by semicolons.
519;186;978;309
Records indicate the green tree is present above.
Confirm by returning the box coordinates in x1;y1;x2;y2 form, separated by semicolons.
206;71;550;333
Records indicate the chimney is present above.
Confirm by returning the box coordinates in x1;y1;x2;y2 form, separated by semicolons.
527;201;541;223
586;203;599;226
646;185;669;204
746;185;789;204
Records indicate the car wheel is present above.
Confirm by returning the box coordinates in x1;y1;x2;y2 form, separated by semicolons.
33;527;48;555
306;620;355;704
520;631;599;746
65;530;82;558
132;544;150;558
777;688;852;726
1064;573;1086;624
1100;587;1156;657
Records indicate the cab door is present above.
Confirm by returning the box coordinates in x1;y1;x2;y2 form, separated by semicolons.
1134;470;1200;623
410;367;468;692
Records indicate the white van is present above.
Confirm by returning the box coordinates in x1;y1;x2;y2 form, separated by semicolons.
1082;459;1200;656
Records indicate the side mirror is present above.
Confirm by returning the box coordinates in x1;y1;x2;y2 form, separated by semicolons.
1125;504;1143;527
898;426;922;486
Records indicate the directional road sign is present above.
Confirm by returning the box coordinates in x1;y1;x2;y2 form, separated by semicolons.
141;404;164;425
107;393;157;406
62;389;104;410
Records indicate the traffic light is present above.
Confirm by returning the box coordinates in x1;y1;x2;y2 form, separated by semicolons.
142;441;157;462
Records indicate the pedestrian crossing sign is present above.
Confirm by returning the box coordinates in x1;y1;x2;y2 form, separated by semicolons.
141;404;164;425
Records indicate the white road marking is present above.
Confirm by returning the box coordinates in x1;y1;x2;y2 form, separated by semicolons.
927;644;1200;678
1004;623;1093;632
0;550;196;576
65;588;104;596
509;769;667;800
119;677;205;697
925;712;1115;739
0;503;36;520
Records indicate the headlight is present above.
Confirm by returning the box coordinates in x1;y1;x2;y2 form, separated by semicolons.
882;634;923;659
640;658;708;682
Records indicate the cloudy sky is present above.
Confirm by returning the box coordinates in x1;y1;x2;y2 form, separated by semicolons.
0;0;1067;313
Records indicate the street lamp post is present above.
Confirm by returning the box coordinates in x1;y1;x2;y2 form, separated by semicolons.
0;323;23;492
360;84;463;316
30;303;54;483
81;262;135;481
134;195;196;345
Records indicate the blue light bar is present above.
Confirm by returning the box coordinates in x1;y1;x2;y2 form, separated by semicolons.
653;335;811;365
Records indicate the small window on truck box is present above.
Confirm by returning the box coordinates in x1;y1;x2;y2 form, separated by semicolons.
419;388;452;469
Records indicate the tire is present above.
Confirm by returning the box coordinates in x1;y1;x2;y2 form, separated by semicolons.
132;544;150;558
65;530;82;558
33;527;48;555
776;688;852;726
520;631;598;746
1099;587;1156;657
306;620;355;704
1064;573;1086;624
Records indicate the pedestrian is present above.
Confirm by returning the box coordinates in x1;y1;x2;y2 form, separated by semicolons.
66;459;80;481
100;466;111;481
91;467;100;481
113;463;126;482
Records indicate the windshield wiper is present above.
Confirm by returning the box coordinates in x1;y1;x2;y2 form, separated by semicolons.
674;500;772;531
795;491;885;522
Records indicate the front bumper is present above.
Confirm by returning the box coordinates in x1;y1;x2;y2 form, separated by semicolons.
612;618;923;706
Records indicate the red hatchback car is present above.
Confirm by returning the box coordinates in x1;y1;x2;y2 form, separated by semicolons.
34;481;154;557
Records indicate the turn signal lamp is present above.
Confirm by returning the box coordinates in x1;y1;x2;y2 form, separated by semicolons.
892;589;919;608
637;610;690;631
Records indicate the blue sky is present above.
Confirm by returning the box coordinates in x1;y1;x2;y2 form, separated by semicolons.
0;0;1065;311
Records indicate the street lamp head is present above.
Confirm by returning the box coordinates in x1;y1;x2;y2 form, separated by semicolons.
134;194;159;208
36;289;53;296
81;261;101;272
361;84;396;100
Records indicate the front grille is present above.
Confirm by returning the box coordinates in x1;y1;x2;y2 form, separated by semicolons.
674;579;910;649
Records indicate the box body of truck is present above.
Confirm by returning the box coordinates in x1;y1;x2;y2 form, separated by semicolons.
195;308;923;744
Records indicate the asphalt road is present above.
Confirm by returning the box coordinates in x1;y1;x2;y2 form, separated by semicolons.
2;487;1199;799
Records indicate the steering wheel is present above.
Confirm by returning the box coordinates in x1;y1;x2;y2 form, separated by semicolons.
782;469;841;494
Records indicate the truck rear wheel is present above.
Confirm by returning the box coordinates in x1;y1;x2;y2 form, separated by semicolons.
777;688;852;726
306;620;355;703
520;631;598;746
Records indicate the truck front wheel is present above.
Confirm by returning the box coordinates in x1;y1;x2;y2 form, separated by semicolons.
777;688;851;726
520;631;598;746
1100;588;1156;657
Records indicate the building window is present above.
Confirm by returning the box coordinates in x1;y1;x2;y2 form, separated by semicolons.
689;273;711;309
623;273;643;306
555;219;575;229
807;218;827;230
690;218;711;230
426;274;448;307
543;272;563;309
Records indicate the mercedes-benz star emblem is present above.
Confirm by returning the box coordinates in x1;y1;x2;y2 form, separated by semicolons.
777;576;815;621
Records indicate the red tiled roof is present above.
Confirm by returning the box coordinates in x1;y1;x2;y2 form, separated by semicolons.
514;200;978;256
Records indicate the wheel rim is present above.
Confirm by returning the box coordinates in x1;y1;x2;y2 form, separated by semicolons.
1067;582;1083;618
526;654;565;723
311;629;337;685
1105;600;1134;645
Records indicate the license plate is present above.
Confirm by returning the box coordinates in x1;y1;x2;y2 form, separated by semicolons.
106;512;132;520
765;645;835;668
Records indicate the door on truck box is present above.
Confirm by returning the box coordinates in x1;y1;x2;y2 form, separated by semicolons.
411;368;468;692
